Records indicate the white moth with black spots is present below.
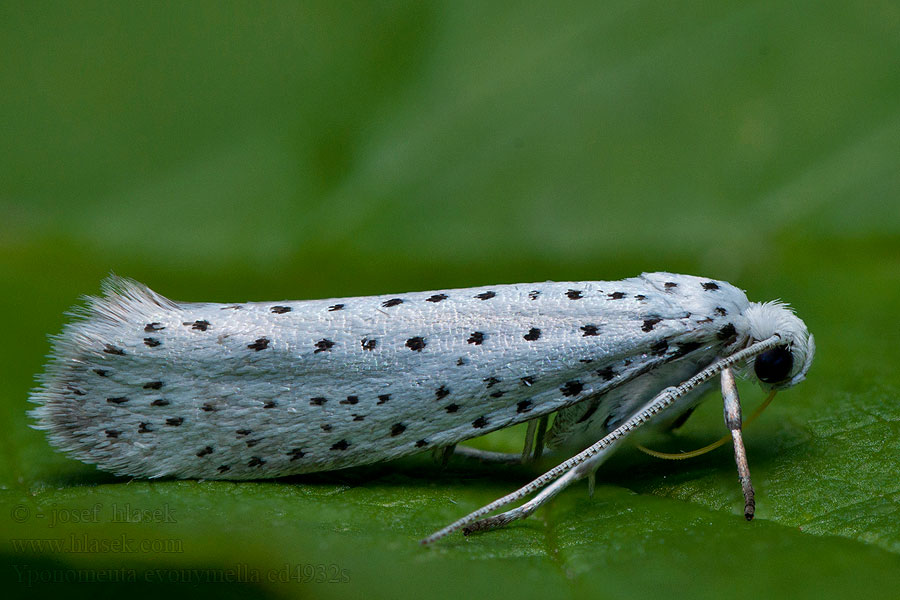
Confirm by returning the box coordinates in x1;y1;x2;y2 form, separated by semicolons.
30;273;814;543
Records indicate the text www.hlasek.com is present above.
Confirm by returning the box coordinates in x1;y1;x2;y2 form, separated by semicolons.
10;534;183;554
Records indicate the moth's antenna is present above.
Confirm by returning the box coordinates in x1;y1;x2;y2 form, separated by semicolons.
421;335;782;545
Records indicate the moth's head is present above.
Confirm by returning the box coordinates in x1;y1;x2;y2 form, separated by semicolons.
743;301;815;389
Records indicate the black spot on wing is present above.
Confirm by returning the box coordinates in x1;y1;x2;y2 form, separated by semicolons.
248;338;270;351
672;341;703;359
567;289;583;300
271;306;292;314
581;325;599;336
608;291;626;300
406;336;426;351
467;332;485;345
103;344;125;356
382;298;403;308
472;416;488;428
197;446;213;457
361;338;377;351
314;338;335;353
327;304;344;312
331;440;350;451
390;423;406;437
523;328;541;341
144;323;164;332
166;417;184;426
596;366;615;381
475;291;496;300
702;282;720;290
190;320;210;331
143;337;161;347
426;294;448;303
642;318;661;332
718;323;737;341
435;386;450;399
561;381;584;396
517;401;532;413
143;381;163;390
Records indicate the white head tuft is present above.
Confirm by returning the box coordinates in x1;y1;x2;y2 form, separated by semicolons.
742;301;814;388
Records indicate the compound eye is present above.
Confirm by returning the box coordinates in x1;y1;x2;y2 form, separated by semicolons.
754;346;794;383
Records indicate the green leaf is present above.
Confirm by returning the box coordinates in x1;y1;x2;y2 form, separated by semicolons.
2;1;899;598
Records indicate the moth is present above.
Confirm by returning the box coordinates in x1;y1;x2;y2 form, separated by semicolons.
30;273;814;543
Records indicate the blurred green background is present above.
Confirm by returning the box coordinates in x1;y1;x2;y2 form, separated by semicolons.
2;1;899;598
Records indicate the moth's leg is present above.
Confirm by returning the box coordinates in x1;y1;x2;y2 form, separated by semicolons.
721;367;755;519
462;437;623;535
532;414;549;461
432;445;457;467
521;414;549;462
520;419;537;461
450;446;523;465
452;414;552;465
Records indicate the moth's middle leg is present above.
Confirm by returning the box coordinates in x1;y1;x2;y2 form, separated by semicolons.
445;415;551;465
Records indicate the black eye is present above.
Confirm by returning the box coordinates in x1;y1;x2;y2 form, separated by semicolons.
754;346;794;383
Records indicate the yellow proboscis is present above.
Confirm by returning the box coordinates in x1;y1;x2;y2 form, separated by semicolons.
636;390;777;460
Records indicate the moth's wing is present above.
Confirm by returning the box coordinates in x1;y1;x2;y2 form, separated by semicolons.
30;273;751;480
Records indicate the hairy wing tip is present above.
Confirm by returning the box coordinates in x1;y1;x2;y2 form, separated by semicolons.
30;276;178;442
